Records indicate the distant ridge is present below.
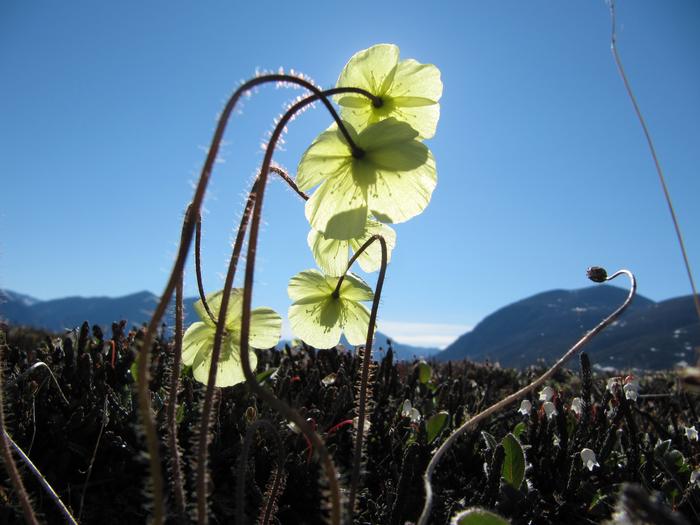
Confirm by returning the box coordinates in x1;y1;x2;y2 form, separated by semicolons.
3;287;698;368
437;285;699;370
0;289;440;361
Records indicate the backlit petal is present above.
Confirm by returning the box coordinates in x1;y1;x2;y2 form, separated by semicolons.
296;126;353;191
305;171;368;241
288;269;334;304
289;298;343;349
341;299;372;346
308;229;350;277
349;220;396;273
248;307;282;349
182;322;213;366
368;150;436;224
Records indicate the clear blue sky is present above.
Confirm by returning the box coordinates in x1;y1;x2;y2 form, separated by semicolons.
2;1;699;347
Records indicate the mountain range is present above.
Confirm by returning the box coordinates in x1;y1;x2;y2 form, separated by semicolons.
0;289;439;361
437;285;699;370
1;287;698;369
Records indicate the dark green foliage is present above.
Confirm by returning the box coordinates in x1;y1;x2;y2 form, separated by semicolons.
1;324;699;524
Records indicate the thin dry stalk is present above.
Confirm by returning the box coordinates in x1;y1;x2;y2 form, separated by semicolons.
416;268;637;525
609;0;700;323
5;431;77;524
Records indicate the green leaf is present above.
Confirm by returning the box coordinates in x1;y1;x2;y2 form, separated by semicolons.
451;507;511;525
481;431;498;451
417;360;432;384
588;490;607;512
256;367;277;384
175;403;185;425
512;422;526;440
427;411;449;444
501;433;525;489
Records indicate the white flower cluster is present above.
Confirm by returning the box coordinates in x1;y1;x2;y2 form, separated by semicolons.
606;375;639;401
517;386;558;419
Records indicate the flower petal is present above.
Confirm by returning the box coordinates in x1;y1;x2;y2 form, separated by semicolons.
191;335;257;388
296;126;353;191
340;299;372;346
288;269;334;304
389;59;442;139
182;322;213;366
350;220;396;273
368;149;436;224
308;229;350;277
194;289;244;331
305;170;368;241
336;44;400;97
309;219;396;276
248;307;282;349
359;117;420;151
337;272;374;302
389;103;441;141
391;58;443;100
288;298;343;349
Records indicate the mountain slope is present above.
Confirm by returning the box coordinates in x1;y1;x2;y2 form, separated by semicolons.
438;286;698;369
0;290;440;359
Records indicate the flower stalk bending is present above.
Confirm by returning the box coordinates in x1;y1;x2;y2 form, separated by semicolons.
416;268;637;525
135;73;375;525
192;86;379;525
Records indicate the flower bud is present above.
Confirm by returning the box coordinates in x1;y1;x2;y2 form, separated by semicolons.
586;266;608;283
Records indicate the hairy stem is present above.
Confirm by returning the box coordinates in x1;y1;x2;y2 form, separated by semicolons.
416;268;637;525
193;166;308;326
136;74;375;525
195;210;217;325
342;235;388;517
233;86;377;525
194;85;376;525
166;205;192;522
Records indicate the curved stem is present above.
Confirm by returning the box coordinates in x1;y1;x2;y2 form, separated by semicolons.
193;166;308;326
194;86;376;525
6;361;69;406
609;0;700;323
416;268;637;525
342;235;388;517
231;86;378;525
167;205;192;521
195;210;217;325
136;76;375;525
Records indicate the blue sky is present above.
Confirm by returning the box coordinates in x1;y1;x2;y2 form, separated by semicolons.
1;1;699;348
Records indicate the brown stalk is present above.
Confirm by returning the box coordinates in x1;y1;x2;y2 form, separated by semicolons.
166;205;193;522
332;235;388;517
416;268;637;525
135;73;377;525
609;0;700;323
194;86;377;525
